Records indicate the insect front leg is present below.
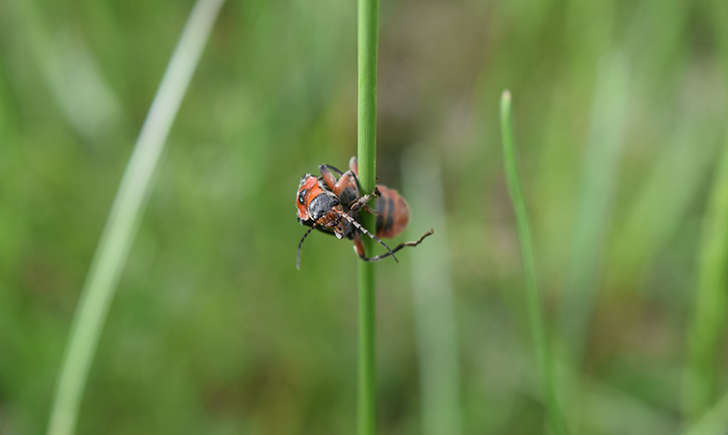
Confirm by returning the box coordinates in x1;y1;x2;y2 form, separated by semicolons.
319;164;339;191
349;187;380;213
346;157;378;212
331;170;362;208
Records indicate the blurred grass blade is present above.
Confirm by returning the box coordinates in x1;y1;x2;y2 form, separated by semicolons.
356;0;379;433
683;0;728;424
505;344;676;434
46;1;225;434
402;148;461;435
608;115;717;291
11;0;122;140
683;389;728;435
500;90;568;435
683;143;728;420
559;52;629;364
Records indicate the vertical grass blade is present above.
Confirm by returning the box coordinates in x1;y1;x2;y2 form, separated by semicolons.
500;90;568;435
46;1;225;434
560;53;628;365
683;0;728;423
403;148;462;435
356;0;379;432
608;110;717;292
683;142;728;421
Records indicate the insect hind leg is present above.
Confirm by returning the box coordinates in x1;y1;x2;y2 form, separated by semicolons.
353;229;434;262
342;212;399;263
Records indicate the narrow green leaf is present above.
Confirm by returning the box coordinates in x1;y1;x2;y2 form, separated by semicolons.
500;90;568;435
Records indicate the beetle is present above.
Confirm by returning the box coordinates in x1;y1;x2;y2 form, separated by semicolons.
295;156;433;269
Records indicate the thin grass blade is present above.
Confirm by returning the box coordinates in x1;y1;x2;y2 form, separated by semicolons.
683;142;728;420
500;90;568;435
46;1;225;434
403;148;461;435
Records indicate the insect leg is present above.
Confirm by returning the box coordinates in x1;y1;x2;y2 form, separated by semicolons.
354;229;434;262
332;170;362;206
339;211;399;262
349;156;382;186
319;165;338;191
324;164;344;175
349;188;379;212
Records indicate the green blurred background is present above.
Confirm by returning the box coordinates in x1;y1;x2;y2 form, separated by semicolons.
2;0;728;434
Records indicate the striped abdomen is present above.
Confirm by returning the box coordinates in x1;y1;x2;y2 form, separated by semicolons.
375;185;409;239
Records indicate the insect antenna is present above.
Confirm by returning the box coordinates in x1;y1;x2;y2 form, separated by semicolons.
338;211;399;263
296;225;316;270
324;164;344;175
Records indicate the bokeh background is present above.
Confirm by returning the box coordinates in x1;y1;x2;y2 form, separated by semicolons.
2;0;728;434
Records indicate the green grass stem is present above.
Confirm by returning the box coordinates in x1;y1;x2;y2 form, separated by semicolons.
356;0;379;433
46;1;225;434
500;90;568;435
683;142;728;421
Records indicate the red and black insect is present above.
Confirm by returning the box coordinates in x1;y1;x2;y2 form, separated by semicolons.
296;156;433;269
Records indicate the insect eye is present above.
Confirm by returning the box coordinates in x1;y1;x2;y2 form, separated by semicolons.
298;189;308;205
